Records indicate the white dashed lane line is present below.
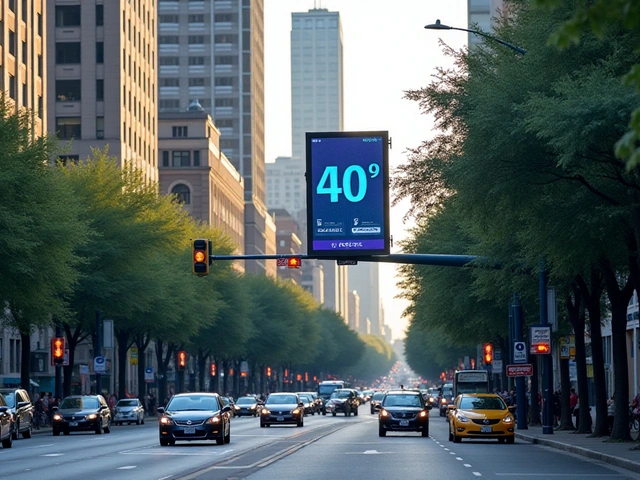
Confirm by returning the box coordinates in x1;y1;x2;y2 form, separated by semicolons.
433;437;482;477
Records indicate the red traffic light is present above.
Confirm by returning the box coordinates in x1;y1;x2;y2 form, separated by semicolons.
266;366;272;377
192;239;210;276
177;350;187;370
287;257;301;269
51;337;65;365
210;363;216;376
535;344;550;354
483;343;493;365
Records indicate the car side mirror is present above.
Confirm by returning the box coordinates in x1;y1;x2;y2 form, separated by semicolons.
374;404;381;411
157;407;165;414
426;404;433;410
447;405;456;411
18;401;30;409
222;405;231;413
508;406;516;413
52;406;59;412
298;402;304;408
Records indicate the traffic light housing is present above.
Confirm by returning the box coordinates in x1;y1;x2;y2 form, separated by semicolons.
287;257;301;269
192;238;210;276
483;343;493;366
534;343;551;354
51;337;65;366
177;351;187;370
210;363;216;376
266;366;272;377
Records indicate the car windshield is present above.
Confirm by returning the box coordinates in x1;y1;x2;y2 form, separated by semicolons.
236;397;255;405
330;390;351;399
117;400;138;407
372;392;385;401
318;385;341;395
383;395;422;407
60;397;99;410
168;396;220;411
459;396;506;410
0;393;16;408
266;395;297;405
298;395;311;402
441;387;453;397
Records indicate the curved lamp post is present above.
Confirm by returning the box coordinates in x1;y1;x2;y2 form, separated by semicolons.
425;19;526;55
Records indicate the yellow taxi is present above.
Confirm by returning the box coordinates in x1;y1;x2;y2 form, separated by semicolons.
448;393;515;444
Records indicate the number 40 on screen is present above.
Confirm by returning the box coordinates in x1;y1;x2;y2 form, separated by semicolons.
316;164;380;203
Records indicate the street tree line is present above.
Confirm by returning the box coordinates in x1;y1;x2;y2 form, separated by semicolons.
395;0;640;441
0;98;394;405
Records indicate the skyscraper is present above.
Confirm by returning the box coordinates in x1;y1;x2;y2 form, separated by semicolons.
1;0;46;137
467;0;505;49
157;0;270;274
47;0;158;183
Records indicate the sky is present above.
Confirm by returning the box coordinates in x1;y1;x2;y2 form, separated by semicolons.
263;0;468;340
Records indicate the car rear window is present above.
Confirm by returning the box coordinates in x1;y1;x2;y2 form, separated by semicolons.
267;395;297;405
383;395;422;407
168;396;219;411
117;400;138;407
236;397;255;405
61;397;99;409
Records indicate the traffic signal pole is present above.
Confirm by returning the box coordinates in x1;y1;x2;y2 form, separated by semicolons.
512;293;528;430
55;325;62;401
540;262;554;434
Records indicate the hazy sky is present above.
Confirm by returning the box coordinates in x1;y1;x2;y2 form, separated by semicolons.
264;0;468;340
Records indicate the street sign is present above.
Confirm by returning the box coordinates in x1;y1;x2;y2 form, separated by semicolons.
130;347;138;365
513;341;527;364
276;258;287;267
94;355;106;374
492;359;503;371
337;259;358;266
306;131;390;257
530;325;551;354
506;364;533;377
144;367;154;382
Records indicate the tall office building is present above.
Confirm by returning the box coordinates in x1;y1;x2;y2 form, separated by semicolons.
349;262;382;335
1;0;46;137
157;0;271;274
47;0;158;183
467;0;505;49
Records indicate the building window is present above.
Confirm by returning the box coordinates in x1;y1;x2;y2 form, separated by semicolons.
188;35;205;44
21;41;27;64
96;5;104;26
171;184;191;204
162;151;169;167
96;117;104;139
189;78;205;87
57;155;79;165
189;14;204;23
188;56;205;65
8;31;16;56
214;34;235;44
215;98;234;107
159;99;179;110
96;79;104;101
172;126;188;137
159;15;179;23
22;83;27;107
55;5;81;27
215;56;234;65
215;77;233;86
214;14;233;22
193;150;200;166
160;78;179;87
96;42;104;63
56;80;81;101
159;56;179;65
8;75;16;100
37;55;43;77
159;36;179;44
55;43;81;64
8;0;16;12
56;117;81;139
172;151;190;167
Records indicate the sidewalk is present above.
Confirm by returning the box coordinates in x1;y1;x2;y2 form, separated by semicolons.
516;426;640;474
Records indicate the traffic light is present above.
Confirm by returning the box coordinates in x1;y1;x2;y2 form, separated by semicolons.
534;343;551;354
287;257;301;269
483;343;493;366
210;363;216;376
177;351;187;371
266;366;272;377
51;337;65;366
192;238;210;276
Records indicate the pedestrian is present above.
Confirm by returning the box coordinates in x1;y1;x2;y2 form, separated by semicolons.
607;395;615;434
573;398;580;429
553;390;561;427
108;393;117;416
569;388;578;416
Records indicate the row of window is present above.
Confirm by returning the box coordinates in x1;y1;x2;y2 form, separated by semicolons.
159;78;209;87
159;14;206;23
55;43;103;64
55;79;104;102
162;150;201;168
55;5;103;27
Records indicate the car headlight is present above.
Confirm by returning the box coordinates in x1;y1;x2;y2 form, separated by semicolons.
250;405;256;410
87;414;98;420
456;413;469;422
53;414;62;421
428;397;434;404
380;409;389;417
206;415;221;424
441;399;447;405
419;410;428;418
292;409;300;415
503;415;514;424
261;408;270;415
234;405;240;410
159;416;174;425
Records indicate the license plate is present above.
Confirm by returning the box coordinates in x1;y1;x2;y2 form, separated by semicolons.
277;416;284;421
69;422;78;427
400;420;409;426
481;426;492;433
184;426;196;434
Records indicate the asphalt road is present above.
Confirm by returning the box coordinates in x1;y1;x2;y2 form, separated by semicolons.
0;407;637;480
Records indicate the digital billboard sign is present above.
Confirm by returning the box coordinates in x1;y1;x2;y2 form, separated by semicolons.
306;131;390;257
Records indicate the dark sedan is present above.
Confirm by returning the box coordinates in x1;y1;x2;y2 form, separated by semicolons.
158;392;231;446
0;394;14;448
234;396;260;417
260;393;304;427
377;389;431;437
0;388;33;439
52;395;112;436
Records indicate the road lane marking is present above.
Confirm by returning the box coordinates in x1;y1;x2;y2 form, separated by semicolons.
117;466;137;470
464;464;472;467
157;476;173;480
494;475;624;477
456;457;463;460
473;472;482;477
41;454;64;457
449;451;456;455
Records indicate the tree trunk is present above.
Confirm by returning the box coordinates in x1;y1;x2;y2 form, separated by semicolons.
197;350;207;392
559;358;574;429
63;323;85;397
577;271;608;436
602;261;634;441
116;329;129;400
530;357;540;425
135;334;150;409
565;288;590;433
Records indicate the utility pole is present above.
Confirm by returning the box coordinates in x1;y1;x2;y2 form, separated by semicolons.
512;293;527;430
540;262;554;434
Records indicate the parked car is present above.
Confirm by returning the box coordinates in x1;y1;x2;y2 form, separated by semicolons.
376;389;431;437
0;394;14;448
234;396;261;417
0;388;33;439
113;398;145;425
324;388;359;417
157;392;231;446
52;395;112;436
260;393;304;427
448;393;515;444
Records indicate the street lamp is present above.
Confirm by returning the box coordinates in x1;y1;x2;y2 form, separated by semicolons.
425;19;526;55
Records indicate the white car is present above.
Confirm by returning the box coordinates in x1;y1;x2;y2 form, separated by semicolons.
113;399;145;425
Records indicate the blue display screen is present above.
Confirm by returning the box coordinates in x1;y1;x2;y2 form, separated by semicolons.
306;131;389;257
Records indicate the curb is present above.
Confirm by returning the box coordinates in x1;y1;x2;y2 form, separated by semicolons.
515;432;640;474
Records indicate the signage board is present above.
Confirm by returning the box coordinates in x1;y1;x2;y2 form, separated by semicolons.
530;325;551;354
130;347;138;365
513;341;527;364
144;367;154;382
492;359;503;370
276;258;287;267
306;131;390;257
94;355;106;374
80;364;90;375
456;371;488;382
337;259;358;266
506;364;533;377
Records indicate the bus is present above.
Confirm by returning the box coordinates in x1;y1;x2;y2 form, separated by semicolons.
453;370;490;398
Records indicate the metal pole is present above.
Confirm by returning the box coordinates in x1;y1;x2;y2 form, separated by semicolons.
509;305;514;391
55;325;62;401
540;261;554;434
95;311;102;396
512;293;527;430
